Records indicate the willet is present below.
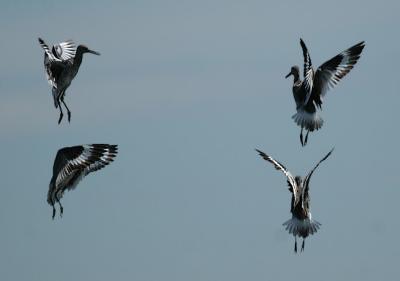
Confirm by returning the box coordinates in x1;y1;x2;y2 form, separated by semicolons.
286;39;365;146
48;144;118;219
38;38;100;124
255;148;334;252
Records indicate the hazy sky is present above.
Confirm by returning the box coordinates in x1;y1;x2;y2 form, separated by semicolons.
1;1;399;280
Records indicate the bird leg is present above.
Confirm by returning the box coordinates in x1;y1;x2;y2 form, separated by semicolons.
301;239;305;252
57;99;64;124
52;204;56;220
300;128;304;146
304;130;309;146
55;195;63;218
60;93;71;123
50;198;56;220
294;236;298;253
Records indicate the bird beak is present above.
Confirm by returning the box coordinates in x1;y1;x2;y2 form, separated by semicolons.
285;72;292;79
87;49;101;55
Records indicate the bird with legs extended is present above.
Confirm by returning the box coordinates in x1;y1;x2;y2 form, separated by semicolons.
38;38;100;124
48;144;118;219
286;39;365;146
255;148;334;252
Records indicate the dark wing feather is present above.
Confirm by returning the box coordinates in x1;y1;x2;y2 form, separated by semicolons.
47;144;118;205
303;148;334;193
38;38;60;62
308;41;365;107
39;38;65;88
255;149;298;201
300;38;314;98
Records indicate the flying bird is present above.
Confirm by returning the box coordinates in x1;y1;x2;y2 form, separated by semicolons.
48;144;118;219
38;38;100;124
255;148;334;252
286;39;365;146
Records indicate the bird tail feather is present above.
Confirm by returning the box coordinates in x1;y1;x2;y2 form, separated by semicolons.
283;217;321;238
292;109;323;131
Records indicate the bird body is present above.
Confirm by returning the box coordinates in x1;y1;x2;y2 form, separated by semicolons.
256;148;334;252
48;144;118;219
38;38;100;124
286;39;365;146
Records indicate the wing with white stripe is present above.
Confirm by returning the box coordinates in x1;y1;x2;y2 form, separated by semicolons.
255;149;298;199
52;144;118;191
38;38;60;61
303;148;334;193
53;40;77;61
312;41;365;106
300;38;314;105
39;38;66;88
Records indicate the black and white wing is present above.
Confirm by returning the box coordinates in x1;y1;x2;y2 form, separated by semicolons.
38;38;60;62
300;38;314;97
255;149;298;200
303;148;334;193
308;41;365;107
53;40;77;61
48;144;118;204
38;38;63;88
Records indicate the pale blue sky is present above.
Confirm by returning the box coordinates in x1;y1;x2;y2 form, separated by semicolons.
0;0;399;280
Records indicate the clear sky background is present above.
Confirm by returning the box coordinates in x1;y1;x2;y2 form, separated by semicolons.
0;0;398;280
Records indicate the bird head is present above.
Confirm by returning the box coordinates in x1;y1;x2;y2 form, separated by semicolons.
78;45;100;55
285;65;299;78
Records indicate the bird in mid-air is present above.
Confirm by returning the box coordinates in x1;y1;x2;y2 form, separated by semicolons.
255;148;334;252
286;39;365;146
48;144;118;219
38;38;100;124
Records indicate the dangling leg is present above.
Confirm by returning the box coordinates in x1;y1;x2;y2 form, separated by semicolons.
300;127;304;146
301;239;305;252
57;99;64;124
294;236;298;253
50;198;56;220
304;130;310;146
60;91;71;123
55;193;63;218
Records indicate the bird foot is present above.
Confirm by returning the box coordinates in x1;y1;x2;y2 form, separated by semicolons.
304;132;309;146
58;113;63;124
67;112;71;123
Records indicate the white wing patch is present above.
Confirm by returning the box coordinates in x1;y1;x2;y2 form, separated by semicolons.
316;41;365;98
255;149;298;202
55;40;77;61
303;148;334;190
300;39;314;105
55;144;118;190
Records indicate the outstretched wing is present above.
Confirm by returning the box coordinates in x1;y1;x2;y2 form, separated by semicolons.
38;38;66;88
303;148;334;193
255;149;298;199
310;41;365;107
49;144;118;199
38;38;60;61
300;38;314;100
53;40;77;61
